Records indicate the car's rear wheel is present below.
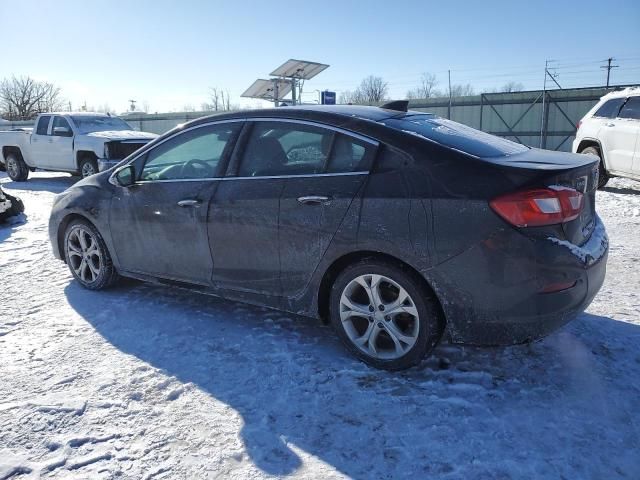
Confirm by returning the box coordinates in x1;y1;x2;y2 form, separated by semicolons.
64;219;119;289
580;146;609;189
6;153;29;182
79;156;98;178
329;259;443;370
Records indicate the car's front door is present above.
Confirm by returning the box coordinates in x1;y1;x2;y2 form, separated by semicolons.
109;121;242;285
49;116;75;170
601;96;640;174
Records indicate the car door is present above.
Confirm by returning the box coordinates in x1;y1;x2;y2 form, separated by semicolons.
49;116;75;170
615;97;640;175
109;121;242;285
277;123;378;300
208;122;285;300
30;115;53;168
600;96;640;174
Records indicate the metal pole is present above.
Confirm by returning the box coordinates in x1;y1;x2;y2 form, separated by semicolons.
448;69;452;119
291;78;297;106
273;79;279;107
539;60;547;148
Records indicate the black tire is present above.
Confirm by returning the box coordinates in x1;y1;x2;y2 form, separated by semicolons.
580;146;609;189
329;259;444;370
79;156;99;178
64;218;119;290
5;152;29;182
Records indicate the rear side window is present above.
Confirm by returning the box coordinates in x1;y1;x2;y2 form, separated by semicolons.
619;97;640;120
36;115;51;135
237;122;375;177
386;115;529;158
593;98;625;118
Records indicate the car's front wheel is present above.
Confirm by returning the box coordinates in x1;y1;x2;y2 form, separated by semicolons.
64;219;119;289
580;146;609;189
330;259;443;370
79;156;99;178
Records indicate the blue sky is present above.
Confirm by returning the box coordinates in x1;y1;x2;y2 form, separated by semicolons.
1;0;639;113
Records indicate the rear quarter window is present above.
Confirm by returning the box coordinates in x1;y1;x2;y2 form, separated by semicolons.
386;115;529;158
593;98;626;118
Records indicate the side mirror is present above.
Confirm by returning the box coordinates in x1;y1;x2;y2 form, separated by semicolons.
53;126;72;137
110;165;135;187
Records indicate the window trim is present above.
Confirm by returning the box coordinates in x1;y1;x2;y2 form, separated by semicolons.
228;118;379;179
35;115;53;136
617;96;640;121
134;120;244;183
111;117;378;185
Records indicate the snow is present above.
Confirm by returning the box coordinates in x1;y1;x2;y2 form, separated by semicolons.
1;171;640;479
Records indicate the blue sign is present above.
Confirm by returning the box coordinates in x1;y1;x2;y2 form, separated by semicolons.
321;91;336;105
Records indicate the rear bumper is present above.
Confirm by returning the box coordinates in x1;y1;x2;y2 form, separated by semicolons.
427;215;609;345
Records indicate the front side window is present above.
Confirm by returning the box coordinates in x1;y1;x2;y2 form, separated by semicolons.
36;115;51;135
594;98;625;119
52;116;73;137
237;122;375;177
140;123;240;181
618;97;640;120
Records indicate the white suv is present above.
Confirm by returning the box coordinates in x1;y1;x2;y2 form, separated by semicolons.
573;87;640;188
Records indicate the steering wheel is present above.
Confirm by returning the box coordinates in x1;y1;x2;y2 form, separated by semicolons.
180;159;211;178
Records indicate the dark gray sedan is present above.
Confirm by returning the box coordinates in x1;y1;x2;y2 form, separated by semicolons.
48;103;608;370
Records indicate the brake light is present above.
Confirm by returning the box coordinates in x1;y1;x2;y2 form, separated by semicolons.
490;188;584;227
576;120;582;131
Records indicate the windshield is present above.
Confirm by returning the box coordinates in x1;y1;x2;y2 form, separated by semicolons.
70;116;132;134
386;114;530;158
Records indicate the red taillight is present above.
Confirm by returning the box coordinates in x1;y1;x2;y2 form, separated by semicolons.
576;120;582;131
490;187;584;227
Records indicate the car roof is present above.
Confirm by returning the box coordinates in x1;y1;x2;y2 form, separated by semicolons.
186;104;434;132
600;86;640;101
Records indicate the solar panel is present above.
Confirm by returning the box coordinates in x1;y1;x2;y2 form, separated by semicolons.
241;79;293;100
270;59;330;80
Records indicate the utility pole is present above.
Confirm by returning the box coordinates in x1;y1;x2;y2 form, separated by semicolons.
447;69;452;119
600;57;619;88
540;60;549;148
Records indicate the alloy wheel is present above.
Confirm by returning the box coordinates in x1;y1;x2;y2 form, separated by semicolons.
82;162;96;177
6;157;18;179
339;274;420;360
66;226;102;283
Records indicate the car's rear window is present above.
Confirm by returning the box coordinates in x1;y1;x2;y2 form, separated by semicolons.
386;115;529;158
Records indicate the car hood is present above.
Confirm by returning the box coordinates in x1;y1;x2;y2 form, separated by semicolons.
84;130;158;141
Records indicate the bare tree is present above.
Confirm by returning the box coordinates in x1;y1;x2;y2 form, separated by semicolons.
142;100;151;113
339;76;388;105
357;75;388;104
449;83;475;97
406;72;441;100
500;81;524;93
208;87;233;111
0;76;65;120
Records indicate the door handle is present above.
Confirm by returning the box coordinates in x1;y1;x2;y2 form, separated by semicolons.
297;195;331;205
604;122;615;127
177;199;201;207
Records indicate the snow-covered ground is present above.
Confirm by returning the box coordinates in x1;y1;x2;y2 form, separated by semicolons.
1;171;639;480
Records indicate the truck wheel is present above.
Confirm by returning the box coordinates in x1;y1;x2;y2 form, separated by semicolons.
5;153;29;182
580;146;609;189
79;156;98;178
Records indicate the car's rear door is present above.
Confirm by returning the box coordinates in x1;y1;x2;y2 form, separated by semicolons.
265;120;378;300
109;121;242;285
30;115;53;168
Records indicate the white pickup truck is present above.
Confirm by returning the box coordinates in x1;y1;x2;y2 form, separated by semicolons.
0;112;157;181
